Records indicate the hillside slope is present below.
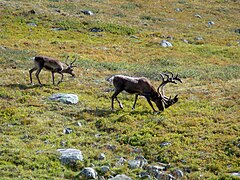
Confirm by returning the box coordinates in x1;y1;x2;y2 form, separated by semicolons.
0;0;239;179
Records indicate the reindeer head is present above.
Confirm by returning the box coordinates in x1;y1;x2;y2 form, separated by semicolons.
62;56;77;77
157;72;182;109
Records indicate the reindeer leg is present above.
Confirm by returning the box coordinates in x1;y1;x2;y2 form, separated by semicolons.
145;97;157;112
35;68;43;86
51;72;55;85
57;72;64;85
111;89;123;110
29;67;37;85
132;94;138;110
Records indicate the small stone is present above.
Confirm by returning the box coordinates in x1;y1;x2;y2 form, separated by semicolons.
172;169;184;178
195;14;202;18
57;149;83;165
81;10;94;16
108;174;132;180
100;166;110;174
48;93;78;104
135;156;148;168
128;159;141;169
98;153;106;160
80;167;97;179
115;157;127;166
231;172;240;177
235;29;240;34
208;21;215;26
160;40;173;47
160;141;172;147
63;127;72;134
27;22;37;27
175;8;182;12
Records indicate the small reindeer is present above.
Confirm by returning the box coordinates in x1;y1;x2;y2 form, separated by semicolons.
106;72;182;112
29;56;76;86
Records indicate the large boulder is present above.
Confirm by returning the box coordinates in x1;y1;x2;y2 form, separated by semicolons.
57;148;83;165
48;93;78;104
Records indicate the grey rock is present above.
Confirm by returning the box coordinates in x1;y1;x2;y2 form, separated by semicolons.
128;159;141;169
48;93;78;104
231;172;240;177
175;8;182;12
160;40;173;47
98;153;106;160
160;141;172;147
172;169;184;178
135;156;148;168
155;172;175;180
81;10;94;16
195;14;202;18
57;148;83;165
27;22;37;27
139;171;150;179
51;27;67;31
115;157;127;166
194;37;204;41
80;167;97;179
90;28;103;32
208;21;215;26
63;127;72;134
235;29;240;34
108;174;132;180
100;166;110;174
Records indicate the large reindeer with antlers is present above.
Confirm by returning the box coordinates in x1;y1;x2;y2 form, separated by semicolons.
29;56;77;86
106;72;182;112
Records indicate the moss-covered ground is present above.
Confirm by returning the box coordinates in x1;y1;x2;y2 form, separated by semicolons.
0;0;239;179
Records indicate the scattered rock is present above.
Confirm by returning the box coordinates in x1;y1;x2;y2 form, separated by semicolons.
175;8;182;12
172;169;184;178
100;166;110;174
182;39;189;44
98;153;106;160
51;27;67;31
108;174;132;180
231;172;240;177
80;167;98;179
160;40;173;47
104;144;116;151
195;14;202;18
115;157;127;166
235;29;240;33
208;21;215;26
63;127;73;134
139;171;150;179
135;156;148;168
76;122;82;127
48;93;78;104
27;22;37;27
57;148;83;165
90;28;103;32
160;141;172;147
128;159;141;169
81;10;94;16
0;46;6;50
195;37;203;41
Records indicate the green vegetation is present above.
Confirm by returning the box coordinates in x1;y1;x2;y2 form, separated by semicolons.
0;0;239;179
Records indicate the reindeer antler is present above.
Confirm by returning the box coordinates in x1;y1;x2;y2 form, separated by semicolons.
157;72;182;107
65;56;70;66
70;56;77;67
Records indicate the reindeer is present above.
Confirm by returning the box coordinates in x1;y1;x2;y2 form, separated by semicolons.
29;56;76;86
106;72;182;112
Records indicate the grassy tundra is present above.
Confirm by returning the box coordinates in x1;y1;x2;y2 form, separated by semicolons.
0;0;239;179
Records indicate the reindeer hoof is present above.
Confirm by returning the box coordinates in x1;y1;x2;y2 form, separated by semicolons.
119;103;123;109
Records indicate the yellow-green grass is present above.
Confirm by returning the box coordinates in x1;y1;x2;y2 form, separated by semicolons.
0;0;239;179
